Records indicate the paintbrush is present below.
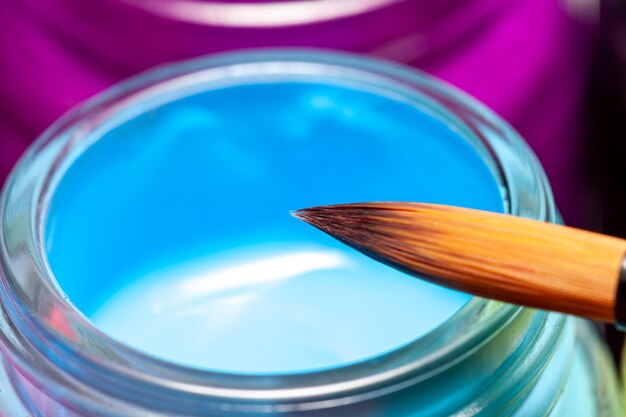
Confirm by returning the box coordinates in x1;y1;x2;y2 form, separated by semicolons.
292;202;626;326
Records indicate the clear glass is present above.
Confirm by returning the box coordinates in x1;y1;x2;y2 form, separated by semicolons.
0;50;622;416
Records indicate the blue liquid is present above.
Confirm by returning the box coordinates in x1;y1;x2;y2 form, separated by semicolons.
46;82;503;373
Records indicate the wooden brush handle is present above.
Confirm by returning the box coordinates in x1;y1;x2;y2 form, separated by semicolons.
399;204;626;323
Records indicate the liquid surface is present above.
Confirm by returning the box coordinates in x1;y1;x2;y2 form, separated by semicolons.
46;81;504;373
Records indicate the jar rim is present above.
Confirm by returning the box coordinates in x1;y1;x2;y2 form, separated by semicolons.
0;48;558;414
119;0;404;27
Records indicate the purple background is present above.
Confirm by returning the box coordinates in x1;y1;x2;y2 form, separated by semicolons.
0;0;597;227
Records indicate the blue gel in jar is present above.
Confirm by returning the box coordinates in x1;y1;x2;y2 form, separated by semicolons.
45;81;503;373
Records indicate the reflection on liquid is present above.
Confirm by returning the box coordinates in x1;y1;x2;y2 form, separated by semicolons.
179;249;347;297
92;243;469;373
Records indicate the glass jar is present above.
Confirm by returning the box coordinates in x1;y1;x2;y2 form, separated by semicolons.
0;50;622;416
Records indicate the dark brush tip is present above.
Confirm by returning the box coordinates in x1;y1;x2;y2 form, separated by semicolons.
290;206;327;225
291;204;366;239
290;208;311;221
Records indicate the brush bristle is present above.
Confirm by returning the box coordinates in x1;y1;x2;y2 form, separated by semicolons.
294;202;626;322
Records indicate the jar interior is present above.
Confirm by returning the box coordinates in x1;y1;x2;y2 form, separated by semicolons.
44;80;504;374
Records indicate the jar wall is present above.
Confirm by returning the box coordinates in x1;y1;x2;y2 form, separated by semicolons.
554;321;623;417
0;318;621;416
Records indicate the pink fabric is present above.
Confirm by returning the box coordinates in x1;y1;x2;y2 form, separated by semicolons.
0;0;596;226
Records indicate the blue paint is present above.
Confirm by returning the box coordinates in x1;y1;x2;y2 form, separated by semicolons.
45;81;503;373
